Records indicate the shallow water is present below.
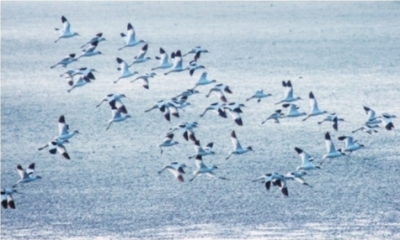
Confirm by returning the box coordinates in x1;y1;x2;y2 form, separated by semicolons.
1;2;400;239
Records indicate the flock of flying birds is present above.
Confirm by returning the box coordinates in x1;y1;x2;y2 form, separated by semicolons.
2;15;397;210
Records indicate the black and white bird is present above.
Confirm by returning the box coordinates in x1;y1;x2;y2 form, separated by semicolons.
223;103;245;126
118;23;145;51
205;83;233;103
61;67;97;80
199;102;227;118
164;50;189;75
320;132;345;165
189;155;228;182
158;162;187;182
379;114;395;131
192;72;217;89
252;172;289;197
96;94;128;114
169;122;198;142
187;51;206;76
188;140;215;159
246;89;272;103
302;91;328;121
152;48;174;70
284;171;311;186
106;100;131;130
183;46;209;57
226;131;253;160
363;106;382;125
38;138;71;160
81;32;106;48
67;75;92;93
294;147;321;171
282;103;306;118
351;124;379;134
275;80;301;105
50;53;77;68
318;113;345;125
13;163;41;188
76;40;102;59
1;188;19;209
159;132;179;153
130;43;151;66
114;57;138;84
261;109;285;124
54;16;80;43
57;115;79;141
338;136;365;155
131;72;156;89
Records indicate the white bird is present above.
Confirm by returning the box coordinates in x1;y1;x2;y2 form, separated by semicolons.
81;32;106;48
1;188;19;209
144;100;174;121
199;102;227;118
130;43;151;66
96;94;128;114
318;113;345;125
50;53;77;69
106;100;131;130
205;83;233;103
159;132;179;153
58;115;79;141
246;89;272;103
61;67;97;80
169;122;198;142
114;57;138;84
226;130;253;160
183;46;209;56
38;138;71;160
302;91;328;121
261;109;285;124
189;155;228;182
379;114;395;131
188;140;215;159
320;132;346;165
175;89;200;99
67;75;92;93
275;80;301;105
164;50;189;75
284;171;311;186
118;23;145;51
54;16;80;43
152;48;174;71
76;41;102;59
158;162;187;182
351;124;379;134
169;96;191;110
294;147;321;171
363;106;381;125
131;72;156;89
223;103;245;126
338;136;365;155
187;52;206;76
192;72;217;89
252;172;288;197
282;103;307;118
13;163;42;188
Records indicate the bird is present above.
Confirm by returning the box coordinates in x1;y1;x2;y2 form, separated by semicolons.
379;114;395;131
252;172;288;197
54;16;80;43
67;75;92;93
118;23;145;51
80;32;106;48
205;83;233;103
144;100;174;121
57;115;79;141
169;122;198;142
320;132;345;165
50;53;77;68
13;163;42;188
189;155;228;182
96;94;128;114
223;103;245;126
318;113;344;125
164;50;189;75
294;147;321;171
192;72;217;89
226;130;253;160
188;140;215;159
261;109;285;124
106;100;131;130
158;162;187;182
363;106;382;125
183;46;209;56
187;51;206;76
38;138;71;160
159;132;179;153
131;72;156;89
169;96;191;110
76;41;102;59
199;102;227;118
1;188;19;209
332;116;339;131
337;136;365;155
351;124;379;134
275;80;301;105
282;103;307;118
302;91;328;121
61;67;97;80
175;89;200;99
152;48;174;71
114;57;138;84
129;43;151;66
284;171;311;186
246;89;272;103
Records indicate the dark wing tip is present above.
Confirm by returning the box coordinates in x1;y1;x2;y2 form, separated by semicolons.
61;16;67;22
63;153;71;160
235;118;243;126
116;57;123;63
160;47;165;54
294;147;302;154
59;115;65;123
282;187;289;196
127;23;133;30
386;122;394;130
96;32;103;37
338;136;346;141
309;91;314;99
325;132;331;140
176;50;182;57
231;130;236;138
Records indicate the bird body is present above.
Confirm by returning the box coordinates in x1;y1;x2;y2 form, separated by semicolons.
114;57;138;83
54;16;79;43
13;163;41;188
118;23;145;51
226;131;253;159
246;89;272;103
